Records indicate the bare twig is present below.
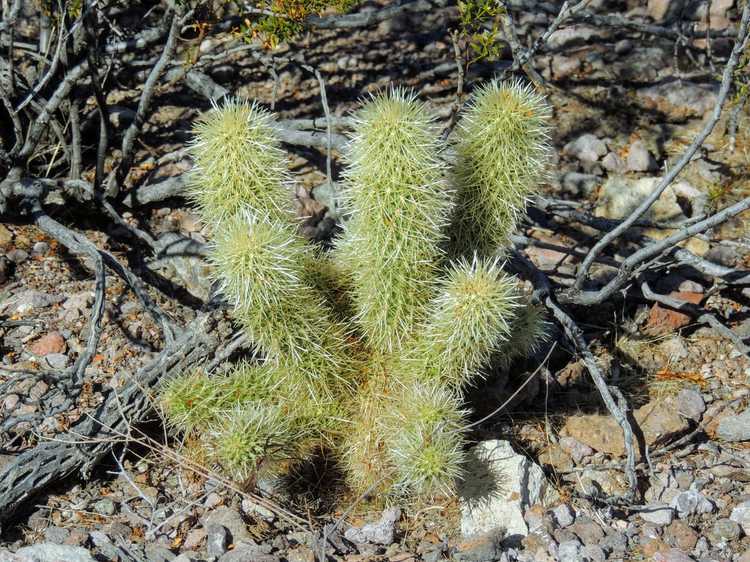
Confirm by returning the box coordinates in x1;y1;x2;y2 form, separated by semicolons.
573;1;750;291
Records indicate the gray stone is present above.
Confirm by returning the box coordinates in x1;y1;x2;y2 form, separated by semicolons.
551;503;575;528
144;545;176;562
626;140;657;172
670;490;715;519
676;389;705;422
459;440;557;539
562;172;599;197
343;507;400;544
0;290;64;315
636;81;718;120
92;498;117;516
599;532;627;555
241;498;275;522
707;518;741;544
14;544;96;562
601;152;625;173
569;517;604;546
207;524;229;557
639;504;675;526
6;249;28;264
717;408;750;442
42;526;70;544
453;532;503;562
595;176;705;223
563;134;608;163
581;544;606;562
657;548;695;562
44;353;69;370
202;506;251;544
32;242;49;255
557;539;583;561
730;500;750;535
558;437;594;463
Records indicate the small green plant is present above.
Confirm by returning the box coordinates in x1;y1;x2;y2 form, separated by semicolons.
161;83;551;501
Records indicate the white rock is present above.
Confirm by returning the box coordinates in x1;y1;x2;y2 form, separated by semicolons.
13;544;95;562
459;440;557;539
638;504;675;526
626;140;657;172
563;134;608;163
730;500;750;535
344;507;400;545
670;490;715;519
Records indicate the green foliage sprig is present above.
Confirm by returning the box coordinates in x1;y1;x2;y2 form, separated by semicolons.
161;83;551;502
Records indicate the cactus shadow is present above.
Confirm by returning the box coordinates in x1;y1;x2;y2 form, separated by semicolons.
456;442;509;514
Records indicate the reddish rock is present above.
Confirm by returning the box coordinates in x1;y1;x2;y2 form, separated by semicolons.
29;332;66;356
646;291;703;335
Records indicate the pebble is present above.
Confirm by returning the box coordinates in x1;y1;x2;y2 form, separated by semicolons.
664;520;698;551
203;506;252;544
92;498;117;516
599;532;627;556
626;139;657;172
453;532;503;562
717;408;750;442
581;544;606;562
43;526;70;544
563;133;608;163
558;436;594;463
1;290;63;315
730;500;750;535
707;518;741;544
7;248;29;264
551;503;575;528
45;353;69;370
29;332;66;356
676;389;705;422
182;527;206;551
569;517;604;545
12;544;96;562
241;497;276;522
344;507;400;545
286;546;316;562
207;524;229;557
670;490;715;519
639;504;675;526
557;538;582;560
32;241;49;255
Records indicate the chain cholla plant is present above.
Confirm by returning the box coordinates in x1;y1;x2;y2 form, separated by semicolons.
160;80;551;501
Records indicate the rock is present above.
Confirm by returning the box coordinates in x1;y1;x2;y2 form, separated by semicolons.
550;54;582;80
150;233;211;300
241;497;275;522
581;544;606;562
561;396;689;457
563;134;607;163
562;172;599;197
206;524;229;557
730;500;750;535
652;548;695;562
670;490;714;519
636;81;718;120
202;506;251;544
600;532;627;556
452;532;503;562
182;527;206;551
659;336;689;361
343;507;400;545
601;152;625;174
558;437;593;463
92;498;116;516
646;292;704;334
108;106;137;129
0;224;12;247
7;249;28;264
707;518;741;544
286;546;315;562
32;242;49;255
43;526;70;544
664;520;699;550
0;290;63;315
551;504;575;528
570;467;628;496
626;140;657;172
547;25;610;49
639;504;675;526
459;440;557;539
676;389;705;422
44;353;69;370
648;0;686;21
29;332;66;356
568;517;604;545
557;539;582;561
13;544;96;562
717;408;750;442
595;176;705;223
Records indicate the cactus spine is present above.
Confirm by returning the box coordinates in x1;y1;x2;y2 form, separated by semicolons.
161;83;551;503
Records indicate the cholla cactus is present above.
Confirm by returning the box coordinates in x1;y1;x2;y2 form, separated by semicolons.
160;83;551;502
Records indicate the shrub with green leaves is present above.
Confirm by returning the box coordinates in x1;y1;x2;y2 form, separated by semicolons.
160;83;551;501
